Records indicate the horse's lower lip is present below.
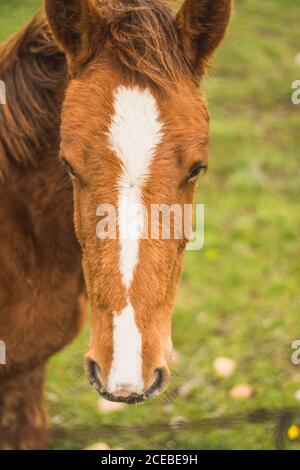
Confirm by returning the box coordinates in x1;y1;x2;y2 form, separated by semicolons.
86;361;163;404
99;391;145;404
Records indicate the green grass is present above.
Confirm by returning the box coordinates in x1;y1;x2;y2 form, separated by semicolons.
1;0;300;450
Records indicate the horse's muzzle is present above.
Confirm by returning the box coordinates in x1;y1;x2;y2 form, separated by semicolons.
85;359;166;404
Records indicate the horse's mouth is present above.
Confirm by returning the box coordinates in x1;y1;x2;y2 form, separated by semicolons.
86;360;164;404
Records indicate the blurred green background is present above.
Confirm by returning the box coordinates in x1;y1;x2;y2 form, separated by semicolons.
0;0;300;450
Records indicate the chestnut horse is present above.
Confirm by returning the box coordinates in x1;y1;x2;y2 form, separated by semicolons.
0;0;231;449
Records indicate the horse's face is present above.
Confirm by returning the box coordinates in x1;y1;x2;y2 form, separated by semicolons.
46;0;232;403
61;71;208;401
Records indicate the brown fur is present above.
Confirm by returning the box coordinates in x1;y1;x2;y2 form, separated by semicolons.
0;12;84;449
98;0;191;89
0;13;67;180
0;0;231;448
0;366;49;450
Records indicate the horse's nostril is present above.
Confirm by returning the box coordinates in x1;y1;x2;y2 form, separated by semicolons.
144;368;165;397
85;359;103;392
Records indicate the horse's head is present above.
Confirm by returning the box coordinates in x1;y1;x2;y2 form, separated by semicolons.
45;0;232;403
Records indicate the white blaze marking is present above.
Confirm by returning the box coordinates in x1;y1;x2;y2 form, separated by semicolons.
107;86;163;393
118;186;145;289
107;303;143;393
109;86;163;288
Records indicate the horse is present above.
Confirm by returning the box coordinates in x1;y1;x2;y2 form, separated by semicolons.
0;0;232;449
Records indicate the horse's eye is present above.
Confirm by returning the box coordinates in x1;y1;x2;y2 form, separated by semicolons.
188;164;207;182
63;159;77;178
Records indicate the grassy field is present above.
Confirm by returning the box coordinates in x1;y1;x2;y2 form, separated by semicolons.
1;0;300;450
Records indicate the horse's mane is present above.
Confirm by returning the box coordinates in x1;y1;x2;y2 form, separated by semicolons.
0;12;67;180
101;0;189;88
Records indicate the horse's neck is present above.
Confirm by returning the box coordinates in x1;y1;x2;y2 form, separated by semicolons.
0;14;80;264
0;12;67;180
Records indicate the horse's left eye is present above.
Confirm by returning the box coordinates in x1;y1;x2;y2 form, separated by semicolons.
188;164;207;182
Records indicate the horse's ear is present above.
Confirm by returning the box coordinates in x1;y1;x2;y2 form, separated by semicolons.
44;0;105;64
175;0;232;81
